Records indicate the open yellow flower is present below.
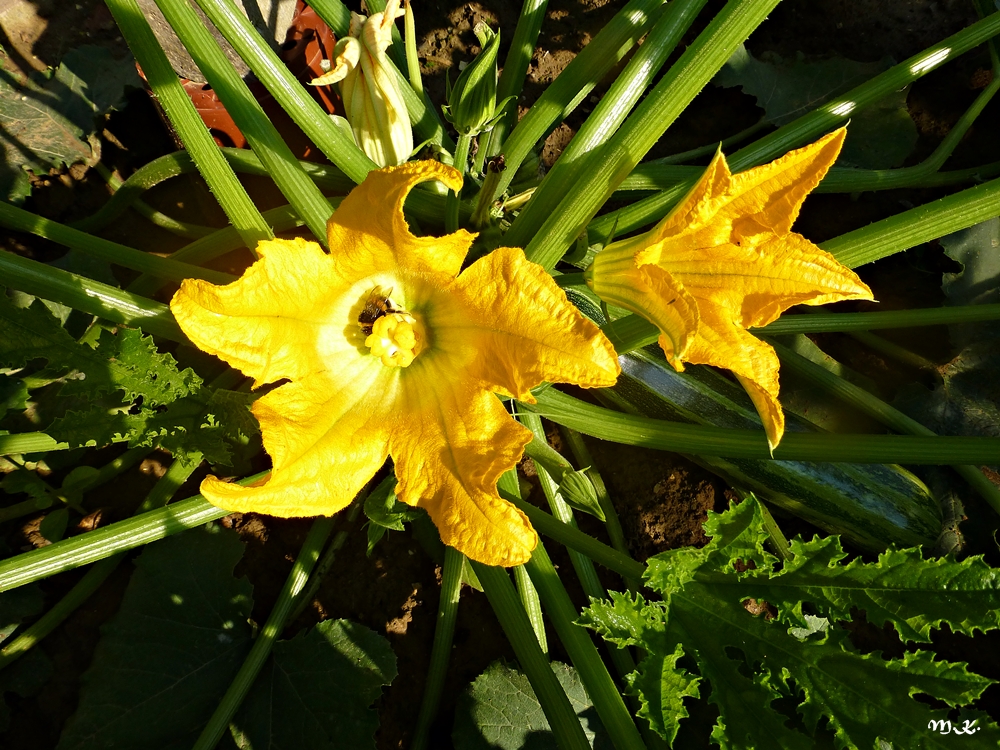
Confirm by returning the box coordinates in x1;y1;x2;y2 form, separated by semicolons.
585;128;873;450
171;161;619;566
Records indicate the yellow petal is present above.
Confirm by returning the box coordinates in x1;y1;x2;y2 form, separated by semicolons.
452;246;620;400
309;37;359;86
200;365;390;517
327;161;474;279
589;238;699;368
683;297;785;451
390;370;537;566
659;231;872;330
726;128;846;237
641;148;733;248
170;238;348;387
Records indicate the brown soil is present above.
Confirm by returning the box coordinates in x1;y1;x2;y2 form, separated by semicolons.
3;0;1000;748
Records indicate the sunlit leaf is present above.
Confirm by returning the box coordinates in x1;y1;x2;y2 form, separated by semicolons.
581;496;1000;749
230;619;397;750
56;525;253;750
452;661;609;749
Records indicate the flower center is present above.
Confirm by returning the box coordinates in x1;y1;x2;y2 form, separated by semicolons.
365;312;426;367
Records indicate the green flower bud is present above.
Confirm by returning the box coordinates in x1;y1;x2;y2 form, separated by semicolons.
443;22;508;136
558;469;606;522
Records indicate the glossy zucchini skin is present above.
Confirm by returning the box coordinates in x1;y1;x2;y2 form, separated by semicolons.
605;347;942;551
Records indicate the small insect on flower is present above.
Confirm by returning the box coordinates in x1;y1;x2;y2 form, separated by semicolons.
357;285;403;335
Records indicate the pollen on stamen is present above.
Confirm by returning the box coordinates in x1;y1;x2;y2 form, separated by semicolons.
365;312;426;367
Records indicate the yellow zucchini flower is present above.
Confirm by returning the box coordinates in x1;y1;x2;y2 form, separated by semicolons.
585;128;873;450
311;0;412;166
171;161;620;566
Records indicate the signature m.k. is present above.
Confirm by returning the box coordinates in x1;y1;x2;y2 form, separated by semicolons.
927;719;980;735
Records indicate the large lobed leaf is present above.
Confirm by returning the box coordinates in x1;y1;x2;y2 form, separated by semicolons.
0;295;201;407
452;661;610;749
0;45;139;203
56;525;255;750
48;387;259;467
231;619;397;750
714;45;916;169
56;525;396;750
580;497;1000;749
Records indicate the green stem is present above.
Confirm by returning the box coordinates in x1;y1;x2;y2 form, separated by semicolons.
502;491;646;582
0;432;73;456
756;498;793;562
0;497;52;525
589;10;1000;241
0;250;185;343
193;0;375;184
514;565;547;655
818;74;1000;193
104;0;272;249
524;542;646;750
769;336;1000;517
286;500;363;624
654;119;768;165
153;0;333;243
403;0;422;95
471;562;592;750
446;133;473;232
759;303;1000;335
0;452;201;672
485;0;548;156
191;516;336;750
848;329;941;373
410;546;464;750
505;0;708;248
0;201;234;285
821;176;1000;268
470;165;503;228
490;0;664;201
0;488;246;593
520;414;656;743
558;428;631;564
524;388;1000;465
96;164;215;239
498;469;548;653
524;0;782;270
602;302;1000;359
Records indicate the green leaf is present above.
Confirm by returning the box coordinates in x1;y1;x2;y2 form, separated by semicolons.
741;539;1000;643
56;525;254;750
38;507;69;543
0;44;138;202
0;62;89;203
0;647;54;733
1;466;56;506
0;297;201;407
714;45;916;168
48;387;253;466
452;661;609;749
363;477;421;554
582;496;1000;749
0;377;29;416
941;218;1000;311
0;579;44;646
230;619;397;750
52;45;141;132
895;342;1000;445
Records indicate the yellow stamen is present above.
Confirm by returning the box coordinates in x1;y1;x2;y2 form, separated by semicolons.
365;312;425;367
